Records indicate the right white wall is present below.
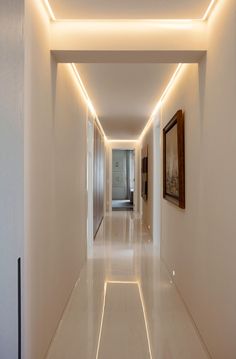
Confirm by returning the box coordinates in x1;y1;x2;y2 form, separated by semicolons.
161;0;236;358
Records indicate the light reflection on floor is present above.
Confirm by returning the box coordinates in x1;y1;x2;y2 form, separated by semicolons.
46;211;209;359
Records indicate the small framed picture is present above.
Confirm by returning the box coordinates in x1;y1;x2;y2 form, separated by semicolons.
163;110;185;209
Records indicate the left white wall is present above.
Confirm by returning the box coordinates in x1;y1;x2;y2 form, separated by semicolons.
0;1;24;357
24;1;88;358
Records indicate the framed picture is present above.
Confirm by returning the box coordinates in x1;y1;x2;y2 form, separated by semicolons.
163;110;185;209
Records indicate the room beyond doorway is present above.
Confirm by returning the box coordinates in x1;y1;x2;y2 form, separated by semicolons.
112;149;135;211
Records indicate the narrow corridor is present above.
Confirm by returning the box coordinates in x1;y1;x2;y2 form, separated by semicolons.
46;212;209;359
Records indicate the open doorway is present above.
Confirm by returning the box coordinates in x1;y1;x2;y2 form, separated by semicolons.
112;149;135;211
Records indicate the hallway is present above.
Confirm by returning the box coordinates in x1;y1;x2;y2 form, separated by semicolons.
46;212;209;359
2;0;236;358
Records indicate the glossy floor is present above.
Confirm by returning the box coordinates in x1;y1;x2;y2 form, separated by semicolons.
46;211;209;359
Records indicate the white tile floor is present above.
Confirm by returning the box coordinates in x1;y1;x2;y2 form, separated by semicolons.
46;211;209;359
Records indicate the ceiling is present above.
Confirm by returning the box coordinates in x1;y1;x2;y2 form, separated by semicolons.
76;64;177;139
50;1;211;139
50;0;210;19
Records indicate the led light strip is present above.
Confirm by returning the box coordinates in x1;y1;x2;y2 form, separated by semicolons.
203;0;217;21
43;0;217;22
137;282;153;359
107;139;139;143
41;1;107;141
95;282;108;359
95;281;153;359
41;0;218;143
69;64;107;140
139;63;183;140
43;0;56;20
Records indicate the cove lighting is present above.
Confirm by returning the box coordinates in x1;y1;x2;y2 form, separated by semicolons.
70;64;107;140
39;1;106;141
139;64;183;141
107;139;139;143
95;281;153;359
40;0;218;144
42;0;217;22
42;0;56;20
70;63;97;120
203;0;217;21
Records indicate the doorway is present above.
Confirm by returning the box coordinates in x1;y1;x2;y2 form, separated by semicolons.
87;117;94;257
112;149;135;211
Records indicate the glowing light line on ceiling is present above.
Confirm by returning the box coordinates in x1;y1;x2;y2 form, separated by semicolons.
41;0;218;143
203;0;217;21
42;0;56;20
107;140;139;143
139;63;183;140
70;64;107;140
42;0;217;23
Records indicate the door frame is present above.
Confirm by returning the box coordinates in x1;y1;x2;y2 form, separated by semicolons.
153;112;161;252
108;143;139;213
87;115;94;257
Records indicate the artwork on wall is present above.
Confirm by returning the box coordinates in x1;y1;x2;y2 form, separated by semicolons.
163;110;185;209
141;148;148;201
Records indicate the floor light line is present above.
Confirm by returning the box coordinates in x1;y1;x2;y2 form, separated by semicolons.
138;282;153;359
95;282;108;359
96;281;153;359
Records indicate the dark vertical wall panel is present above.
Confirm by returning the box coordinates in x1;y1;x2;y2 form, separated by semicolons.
93;123;105;237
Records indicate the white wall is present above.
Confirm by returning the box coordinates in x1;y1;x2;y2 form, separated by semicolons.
0;1;24;358
141;0;236;357
24;1;88;358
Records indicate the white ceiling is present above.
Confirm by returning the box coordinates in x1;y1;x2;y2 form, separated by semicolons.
76;64;177;139
51;1;210;139
50;0;210;19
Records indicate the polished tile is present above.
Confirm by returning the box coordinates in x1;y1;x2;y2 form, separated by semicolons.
46;211;209;359
97;282;150;359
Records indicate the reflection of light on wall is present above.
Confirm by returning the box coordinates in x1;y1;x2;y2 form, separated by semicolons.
95;281;153;359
